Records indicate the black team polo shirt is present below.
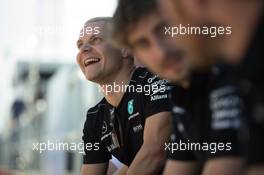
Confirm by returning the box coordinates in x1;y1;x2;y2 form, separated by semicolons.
168;65;243;171
82;67;171;166
235;10;264;166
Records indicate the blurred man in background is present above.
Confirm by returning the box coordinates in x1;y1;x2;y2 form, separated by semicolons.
76;17;172;175
112;0;244;174
158;0;264;174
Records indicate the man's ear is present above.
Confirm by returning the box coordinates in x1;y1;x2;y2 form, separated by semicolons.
121;48;133;59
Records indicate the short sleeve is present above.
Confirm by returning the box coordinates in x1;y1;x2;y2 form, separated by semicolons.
167;132;197;161
82;113;111;164
167;113;197;161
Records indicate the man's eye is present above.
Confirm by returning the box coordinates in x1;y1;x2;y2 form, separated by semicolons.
136;40;149;50
91;37;103;44
155;22;170;40
77;43;83;49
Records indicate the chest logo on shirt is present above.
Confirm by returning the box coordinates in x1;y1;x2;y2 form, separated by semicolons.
127;99;134;115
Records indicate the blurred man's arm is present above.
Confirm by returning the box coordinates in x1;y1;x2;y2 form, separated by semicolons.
126;112;172;175
81;163;109;175
202;157;244;175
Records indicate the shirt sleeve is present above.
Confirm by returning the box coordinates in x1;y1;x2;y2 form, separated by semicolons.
82;112;111;164
167;112;197;161
207;85;243;159
167;132;197;161
142;73;172;118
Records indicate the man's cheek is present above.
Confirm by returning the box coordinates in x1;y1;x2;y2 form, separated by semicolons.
76;56;85;73
96;45;108;60
76;53;82;65
135;51;147;65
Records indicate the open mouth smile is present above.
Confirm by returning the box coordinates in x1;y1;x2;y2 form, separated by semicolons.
84;57;101;67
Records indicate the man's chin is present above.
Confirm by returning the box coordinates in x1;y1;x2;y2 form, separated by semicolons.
168;77;183;84
165;72;186;84
85;74;99;82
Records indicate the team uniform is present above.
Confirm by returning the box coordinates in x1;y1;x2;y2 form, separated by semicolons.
235;12;264;165
82;67;171;167
168;65;243;169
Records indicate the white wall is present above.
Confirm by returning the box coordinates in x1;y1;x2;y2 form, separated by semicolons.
0;0;117;135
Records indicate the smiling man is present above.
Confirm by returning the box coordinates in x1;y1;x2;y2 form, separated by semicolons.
76;17;172;175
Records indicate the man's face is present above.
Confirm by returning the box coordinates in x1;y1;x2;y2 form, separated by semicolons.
127;13;190;83
76;21;122;83
158;0;218;69
159;0;261;65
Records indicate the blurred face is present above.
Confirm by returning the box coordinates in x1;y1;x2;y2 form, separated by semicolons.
76;21;122;84
158;0;218;69
159;0;263;65
127;13;190;83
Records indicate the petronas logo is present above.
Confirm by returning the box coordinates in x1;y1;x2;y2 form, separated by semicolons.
127;99;134;115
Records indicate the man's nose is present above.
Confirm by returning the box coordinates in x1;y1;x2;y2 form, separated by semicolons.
81;43;93;53
153;39;166;61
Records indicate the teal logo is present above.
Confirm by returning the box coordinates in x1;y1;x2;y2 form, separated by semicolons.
127;99;134;115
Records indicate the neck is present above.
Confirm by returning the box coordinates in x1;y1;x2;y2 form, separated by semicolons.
179;73;191;89
100;65;136;107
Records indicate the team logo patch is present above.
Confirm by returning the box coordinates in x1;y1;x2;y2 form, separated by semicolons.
127;99;134;115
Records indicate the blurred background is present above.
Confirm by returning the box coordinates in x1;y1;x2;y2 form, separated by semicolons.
0;0;117;174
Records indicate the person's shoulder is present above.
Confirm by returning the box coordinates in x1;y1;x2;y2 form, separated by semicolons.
84;98;107;131
211;63;237;88
132;67;169;85
209;63;240;99
212;63;234;76
86;98;107;116
132;67;149;81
